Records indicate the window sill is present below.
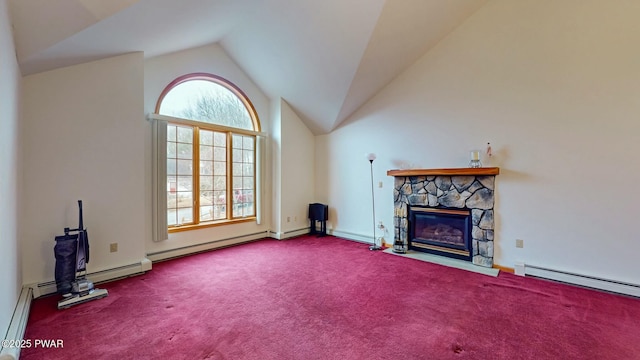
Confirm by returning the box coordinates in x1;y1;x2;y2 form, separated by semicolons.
168;217;256;233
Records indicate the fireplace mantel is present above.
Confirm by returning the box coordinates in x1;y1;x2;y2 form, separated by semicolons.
387;167;500;177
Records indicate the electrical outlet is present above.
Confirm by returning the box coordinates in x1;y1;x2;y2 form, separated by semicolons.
515;239;524;248
286;216;290;223
378;181;383;188
110;243;118;253
294;216;297;222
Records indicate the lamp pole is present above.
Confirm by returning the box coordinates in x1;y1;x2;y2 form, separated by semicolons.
367;153;382;251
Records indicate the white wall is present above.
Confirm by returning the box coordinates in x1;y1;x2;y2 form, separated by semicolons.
144;43;272;254
0;0;21;339
270;99;282;235
21;53;147;285
317;0;640;284
270;99;316;237
278;100;315;234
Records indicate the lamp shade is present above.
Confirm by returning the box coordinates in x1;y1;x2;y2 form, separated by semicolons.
366;153;376;162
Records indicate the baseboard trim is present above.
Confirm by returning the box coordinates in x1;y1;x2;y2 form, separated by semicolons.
329;229;374;245
525;264;640;297
0;287;33;360
270;227;310;240
29;258;152;299
147;231;269;262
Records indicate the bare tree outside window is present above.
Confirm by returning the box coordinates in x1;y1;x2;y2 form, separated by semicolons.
160;80;253;130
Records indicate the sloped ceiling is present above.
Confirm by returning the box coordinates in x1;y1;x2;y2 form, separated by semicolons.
9;0;487;134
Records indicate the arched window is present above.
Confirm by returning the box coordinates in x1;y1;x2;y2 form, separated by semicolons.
155;73;261;230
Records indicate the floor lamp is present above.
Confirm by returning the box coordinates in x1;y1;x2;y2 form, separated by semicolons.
367;153;382;251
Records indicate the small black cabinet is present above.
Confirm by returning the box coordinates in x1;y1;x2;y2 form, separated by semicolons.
308;203;328;237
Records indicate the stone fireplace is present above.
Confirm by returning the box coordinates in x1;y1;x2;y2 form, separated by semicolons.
388;168;499;268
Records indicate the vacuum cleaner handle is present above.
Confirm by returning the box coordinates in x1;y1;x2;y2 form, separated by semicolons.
78;200;83;230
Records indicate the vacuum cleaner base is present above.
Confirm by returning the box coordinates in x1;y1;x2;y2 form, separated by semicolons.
58;288;108;310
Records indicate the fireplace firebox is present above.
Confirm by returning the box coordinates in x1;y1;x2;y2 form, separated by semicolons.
408;207;472;261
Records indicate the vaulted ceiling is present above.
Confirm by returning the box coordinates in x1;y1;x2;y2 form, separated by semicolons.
9;0;488;134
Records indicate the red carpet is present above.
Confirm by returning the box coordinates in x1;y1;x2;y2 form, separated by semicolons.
21;235;640;359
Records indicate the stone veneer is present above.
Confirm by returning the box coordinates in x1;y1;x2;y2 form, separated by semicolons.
393;175;496;267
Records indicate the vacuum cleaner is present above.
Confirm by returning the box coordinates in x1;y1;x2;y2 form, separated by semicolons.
54;200;108;309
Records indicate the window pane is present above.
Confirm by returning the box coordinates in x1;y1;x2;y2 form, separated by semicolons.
213;205;226;220
232;149;242;162
174;185;193;225
200;130;213;145
167;159;176;175
243;150;254;163
214;132;226;146
243;137;254;150
200;206;214;222
243;177;254;190
232;190;253;217
158;80;254;130
177;127;193;143
167;191;177;208
167;125;177;142
241;190;253;204
214;176;226;191
167;143;177;157
213;191;226;205
200;160;213;176
200;190;214;204
233;177;243;190
200;145;213;160
168;175;178;185
214;161;226;175
232;134;242;149
176;207;193;225
214;147;226;162
177;144;193;159
200;176;213;191
176;191;192;208
177;176;192;191
177;159;192;175
243;190;255;217
167;209;177;226
243;163;253;176
232;190;242;204
232;163;242;176
233;206;242;218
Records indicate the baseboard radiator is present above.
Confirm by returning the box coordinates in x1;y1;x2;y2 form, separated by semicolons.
270;227;310;240
29;258;152;299
525;264;640;298
328;229;371;243
148;231;270;262
1;287;33;360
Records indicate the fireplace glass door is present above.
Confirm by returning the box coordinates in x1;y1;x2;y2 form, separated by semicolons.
409;207;472;261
